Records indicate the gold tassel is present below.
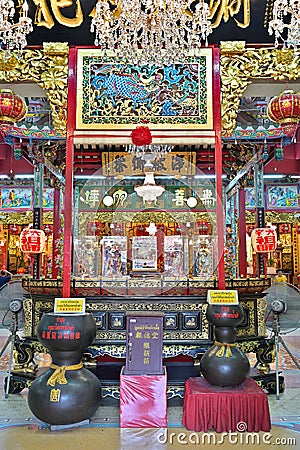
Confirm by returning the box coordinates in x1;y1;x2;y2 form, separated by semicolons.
47;363;83;387
214;341;236;358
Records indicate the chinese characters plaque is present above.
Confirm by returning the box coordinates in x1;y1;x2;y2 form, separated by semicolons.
125;312;164;375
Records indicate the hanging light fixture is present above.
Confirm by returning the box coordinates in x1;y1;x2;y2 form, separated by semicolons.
91;0;212;65
268;0;300;52
0;1;33;56
134;171;165;204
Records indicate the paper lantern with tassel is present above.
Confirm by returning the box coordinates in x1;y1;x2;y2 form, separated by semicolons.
267;90;300;137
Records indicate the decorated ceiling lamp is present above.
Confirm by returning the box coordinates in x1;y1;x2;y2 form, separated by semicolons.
134;171;165;205
267;90;300;137
0;89;27;130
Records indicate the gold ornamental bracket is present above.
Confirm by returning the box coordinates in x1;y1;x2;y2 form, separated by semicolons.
220;41;300;136
0;42;69;136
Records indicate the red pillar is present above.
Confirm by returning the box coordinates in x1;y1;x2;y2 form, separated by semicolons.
52;187;61;278
238;188;247;277
213;47;225;289
63;47;77;297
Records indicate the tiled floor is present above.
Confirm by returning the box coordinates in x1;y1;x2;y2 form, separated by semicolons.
0;330;299;449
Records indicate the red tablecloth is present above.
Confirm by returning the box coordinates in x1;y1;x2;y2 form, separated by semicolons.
120;366;167;428
182;377;271;433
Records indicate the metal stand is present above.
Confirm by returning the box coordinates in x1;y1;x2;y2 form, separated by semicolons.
0;312;19;399
272;313;300;400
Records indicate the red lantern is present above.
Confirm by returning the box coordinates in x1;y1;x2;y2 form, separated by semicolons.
20;228;46;253
0;89;27;126
131;126;152;146
9;224;20;235
267;90;300;137
251;228;277;253
296;225;300;234
279;223;290;234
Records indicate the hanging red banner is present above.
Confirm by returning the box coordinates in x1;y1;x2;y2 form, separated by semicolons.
251;228;277;253
20;228;46;253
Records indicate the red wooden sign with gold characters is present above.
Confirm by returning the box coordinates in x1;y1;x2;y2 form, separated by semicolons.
251;228;277;253
20;228;46;253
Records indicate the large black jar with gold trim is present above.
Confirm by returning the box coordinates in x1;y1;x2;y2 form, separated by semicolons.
200;304;250;387
28;313;101;425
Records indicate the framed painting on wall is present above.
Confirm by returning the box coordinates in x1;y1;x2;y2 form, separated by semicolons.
0;187;33;209
73;236;101;278
193;236;215;278
245;187;255;208
132;236;157;271
266;185;299;209
164;235;189;277
102;236;127;277
75;48;216;146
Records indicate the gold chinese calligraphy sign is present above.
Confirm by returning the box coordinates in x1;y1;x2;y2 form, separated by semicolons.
102;152;196;177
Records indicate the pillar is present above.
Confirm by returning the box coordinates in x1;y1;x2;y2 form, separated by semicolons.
254;161;265;277
238;187;247;277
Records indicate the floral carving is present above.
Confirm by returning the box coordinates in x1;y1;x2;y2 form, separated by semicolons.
0;43;68;136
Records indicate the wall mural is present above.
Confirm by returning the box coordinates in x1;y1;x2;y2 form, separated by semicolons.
0;188;33;209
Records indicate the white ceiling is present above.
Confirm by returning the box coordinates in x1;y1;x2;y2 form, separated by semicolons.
244;81;300;97
0;83;45;97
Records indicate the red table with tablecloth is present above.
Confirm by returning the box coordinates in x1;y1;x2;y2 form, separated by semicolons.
120;366;167;428
182;377;271;433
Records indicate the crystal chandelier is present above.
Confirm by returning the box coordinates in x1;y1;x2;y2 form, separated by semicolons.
91;0;212;65
134;171;165;204
268;0;300;52
0;1;33;55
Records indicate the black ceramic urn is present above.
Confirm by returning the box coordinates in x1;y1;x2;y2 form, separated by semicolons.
28;313;101;425
200;304;250;387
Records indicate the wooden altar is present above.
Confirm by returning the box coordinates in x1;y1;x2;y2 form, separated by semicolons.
4;276;283;399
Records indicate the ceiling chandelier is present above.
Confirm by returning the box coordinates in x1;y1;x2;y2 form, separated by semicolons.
134;171;165;204
268;0;300;52
0;0;32;55
91;0;212;65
